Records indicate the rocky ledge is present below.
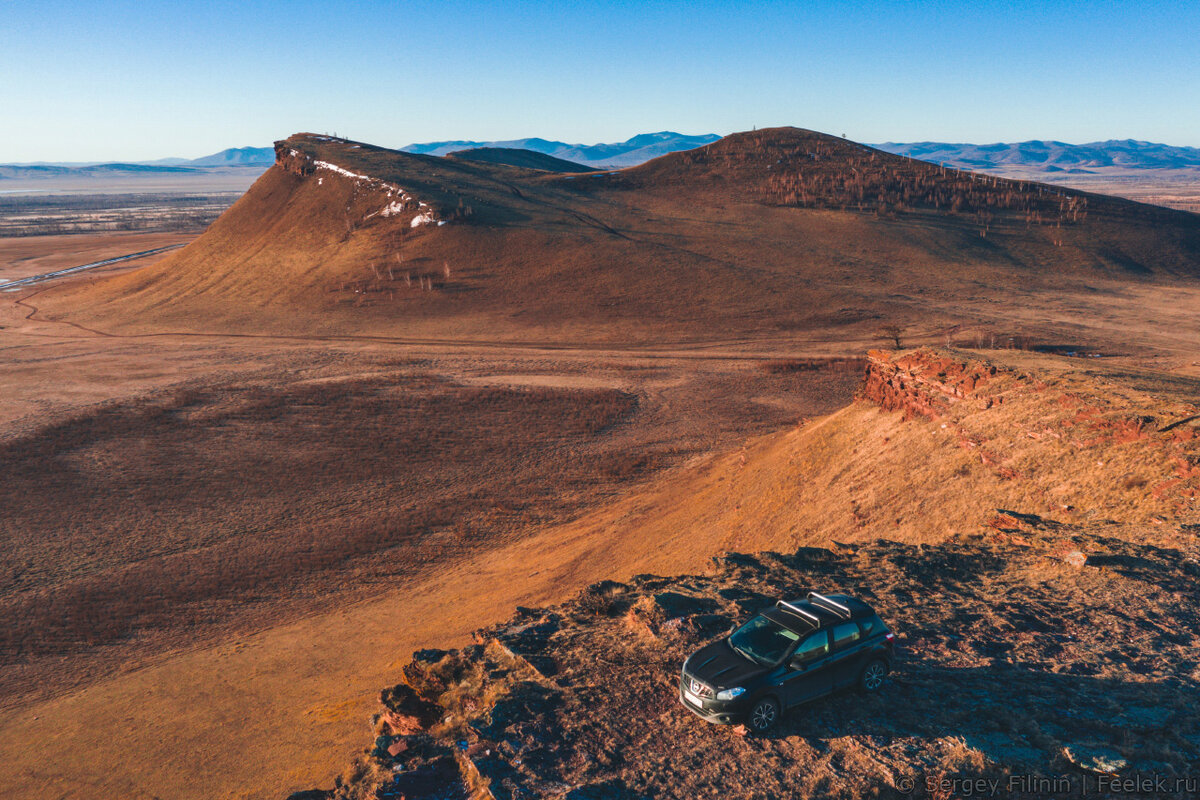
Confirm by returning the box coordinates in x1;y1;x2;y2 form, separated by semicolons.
297;516;1199;800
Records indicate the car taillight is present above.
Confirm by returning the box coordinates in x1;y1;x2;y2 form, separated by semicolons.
885;633;895;645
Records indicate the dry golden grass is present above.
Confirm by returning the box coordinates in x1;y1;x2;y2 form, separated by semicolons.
0;343;1195;800
0;373;634;678
0;352;864;707
0;306;872;800
540;348;1199;563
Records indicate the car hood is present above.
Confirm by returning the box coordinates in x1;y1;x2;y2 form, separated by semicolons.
683;639;767;690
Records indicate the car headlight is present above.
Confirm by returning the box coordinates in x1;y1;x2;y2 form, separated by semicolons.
716;687;746;701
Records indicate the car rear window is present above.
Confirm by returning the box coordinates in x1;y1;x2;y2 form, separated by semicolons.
831;621;861;648
859;614;886;637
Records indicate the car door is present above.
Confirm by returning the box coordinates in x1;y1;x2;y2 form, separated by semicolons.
777;629;834;707
828;621;866;688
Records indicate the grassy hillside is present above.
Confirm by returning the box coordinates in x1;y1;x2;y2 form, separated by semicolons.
36;128;1200;347
300;349;1200;799
536;349;1200;564
447;147;599;173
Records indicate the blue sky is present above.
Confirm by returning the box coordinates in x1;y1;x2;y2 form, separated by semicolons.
3;0;1199;161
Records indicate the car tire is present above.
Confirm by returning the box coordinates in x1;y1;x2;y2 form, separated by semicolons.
858;659;888;693
747;696;780;733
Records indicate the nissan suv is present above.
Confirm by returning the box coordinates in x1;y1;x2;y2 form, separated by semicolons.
679;592;895;732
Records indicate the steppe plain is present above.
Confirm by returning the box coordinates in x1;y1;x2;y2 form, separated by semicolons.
1;130;1198;799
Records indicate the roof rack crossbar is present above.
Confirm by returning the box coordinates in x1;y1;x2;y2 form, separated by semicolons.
807;592;852;618
776;599;820;625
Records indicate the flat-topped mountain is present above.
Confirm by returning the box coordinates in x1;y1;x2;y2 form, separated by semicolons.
38;127;1200;346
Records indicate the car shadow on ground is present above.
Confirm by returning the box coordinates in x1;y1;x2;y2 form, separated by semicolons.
763;657;1199;775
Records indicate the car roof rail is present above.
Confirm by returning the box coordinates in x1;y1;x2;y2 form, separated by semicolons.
807;592;852;618
776;599;821;625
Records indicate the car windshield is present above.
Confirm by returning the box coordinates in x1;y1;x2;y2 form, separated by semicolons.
728;615;801;666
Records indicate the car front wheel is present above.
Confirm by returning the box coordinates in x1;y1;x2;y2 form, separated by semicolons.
859;659;888;693
748;697;780;732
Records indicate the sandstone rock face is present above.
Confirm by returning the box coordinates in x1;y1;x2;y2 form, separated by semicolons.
859;349;999;421
378;682;441;734
273;141;315;177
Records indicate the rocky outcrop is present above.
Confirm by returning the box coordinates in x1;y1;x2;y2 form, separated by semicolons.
274;140;317;177
859;349;1000;420
859;349;1200;503
305;522;1200;800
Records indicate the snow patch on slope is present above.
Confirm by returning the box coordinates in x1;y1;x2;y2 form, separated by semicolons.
309;157;446;227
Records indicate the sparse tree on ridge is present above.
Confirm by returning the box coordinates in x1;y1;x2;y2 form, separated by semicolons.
878;324;905;349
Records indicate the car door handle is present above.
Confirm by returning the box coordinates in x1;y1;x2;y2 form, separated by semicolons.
787;660;826;675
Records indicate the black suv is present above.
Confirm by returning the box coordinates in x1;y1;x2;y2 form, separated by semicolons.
679;592;895;732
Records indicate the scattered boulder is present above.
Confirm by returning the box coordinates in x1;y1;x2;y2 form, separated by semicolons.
378;683;441;734
624;591;720;638
1063;743;1128;774
494;613;561;656
379;710;425;736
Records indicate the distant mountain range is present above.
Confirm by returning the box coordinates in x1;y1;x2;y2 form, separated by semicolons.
8;136;1200;181
874;139;1200;173
0;162;198;179
0;136;718;178
401;131;721;168
186;146;275;167
0;147;276;179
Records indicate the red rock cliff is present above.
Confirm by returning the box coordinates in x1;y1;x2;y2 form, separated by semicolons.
859;349;999;420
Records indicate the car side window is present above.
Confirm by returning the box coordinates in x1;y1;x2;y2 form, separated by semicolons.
831;622;861;649
790;630;829;665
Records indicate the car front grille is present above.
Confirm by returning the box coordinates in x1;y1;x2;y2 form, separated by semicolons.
683;674;713;699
